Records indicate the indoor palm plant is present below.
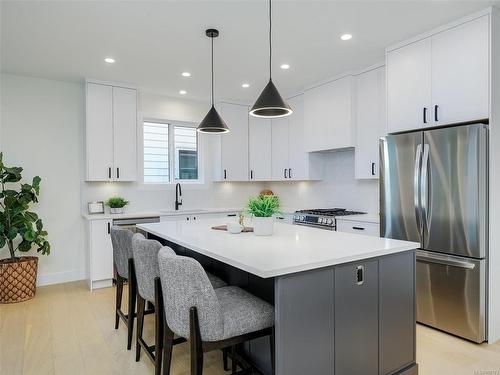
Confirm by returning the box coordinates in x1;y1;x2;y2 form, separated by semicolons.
105;196;129;214
0;153;50;303
247;194;281;236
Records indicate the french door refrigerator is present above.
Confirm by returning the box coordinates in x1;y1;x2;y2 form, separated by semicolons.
380;123;488;343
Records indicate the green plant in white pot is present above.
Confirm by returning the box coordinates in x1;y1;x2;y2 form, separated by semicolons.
247;194;281;236
105;197;129;214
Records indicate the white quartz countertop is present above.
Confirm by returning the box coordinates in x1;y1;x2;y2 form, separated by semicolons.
137;218;418;278
82;208;242;220
335;213;380;224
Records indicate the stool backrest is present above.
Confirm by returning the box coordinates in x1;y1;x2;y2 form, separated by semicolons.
132;233;169;302
110;226;134;279
158;248;223;341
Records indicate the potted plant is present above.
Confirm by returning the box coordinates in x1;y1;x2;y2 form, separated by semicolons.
247;194;281;236
105;196;129;214
0;153;50;303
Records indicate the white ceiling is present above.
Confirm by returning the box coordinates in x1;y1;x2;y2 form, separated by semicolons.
2;0;499;104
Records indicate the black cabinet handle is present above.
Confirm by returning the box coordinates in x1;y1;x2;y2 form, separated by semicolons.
108;167;112;179
116;167;120;179
434;105;439;122
223;169;227;179
250;170;253;179
107;222;111;234
288;168;292;179
352;226;365;231
371;162;376;176
227;214;237;217
423;107;428;124
356;265;364;285
284;169;287;179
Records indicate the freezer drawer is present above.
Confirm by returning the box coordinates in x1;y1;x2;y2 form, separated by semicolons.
416;250;486;342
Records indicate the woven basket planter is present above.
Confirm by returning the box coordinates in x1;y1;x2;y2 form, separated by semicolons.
0;256;38;303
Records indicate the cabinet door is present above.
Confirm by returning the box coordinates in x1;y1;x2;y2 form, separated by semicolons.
355;67;386;179
271;117;289;181
335;260;379;375
86;83;114;181
220;103;249;181
431;16;489;126
113;87;137;181
287;95;309;180
249;117;272;181
336;220;380;237
387;38;432;133
304;77;353;152
90;220;113;282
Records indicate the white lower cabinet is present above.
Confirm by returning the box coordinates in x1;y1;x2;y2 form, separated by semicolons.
336;219;380;237
88;219;113;290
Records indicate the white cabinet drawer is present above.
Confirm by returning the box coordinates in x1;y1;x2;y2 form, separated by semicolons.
336;220;380;237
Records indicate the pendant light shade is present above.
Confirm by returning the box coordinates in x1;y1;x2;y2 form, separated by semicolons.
197;29;230;134
250;0;292;118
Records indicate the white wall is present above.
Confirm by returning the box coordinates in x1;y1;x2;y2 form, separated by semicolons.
0;74;86;285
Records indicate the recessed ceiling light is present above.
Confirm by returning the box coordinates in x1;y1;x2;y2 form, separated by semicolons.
340;34;353;41
182;72;191;77
179;90;187;95
280;64;290;70
242;83;250;88
104;57;115;64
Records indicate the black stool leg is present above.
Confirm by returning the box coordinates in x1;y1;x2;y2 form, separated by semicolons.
162;323;174;375
190;307;203;375
222;348;229;371
270;327;275;375
115;274;123;329
154;277;164;375
136;294;145;361
127;259;137;350
231;346;237;373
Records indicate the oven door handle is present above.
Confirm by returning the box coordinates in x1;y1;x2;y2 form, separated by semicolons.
416;251;476;270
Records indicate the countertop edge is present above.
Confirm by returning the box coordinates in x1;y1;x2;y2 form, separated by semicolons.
82;208;242;220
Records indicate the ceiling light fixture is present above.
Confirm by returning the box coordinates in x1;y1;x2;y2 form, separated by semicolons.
197;29;230;134
249;0;292;118
340;34;353;41
182;72;191;77
104;57;115;64
179;90;187;95
280;64;290;70
242;83;250;88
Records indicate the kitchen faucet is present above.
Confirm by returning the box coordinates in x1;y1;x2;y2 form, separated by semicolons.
175;183;182;211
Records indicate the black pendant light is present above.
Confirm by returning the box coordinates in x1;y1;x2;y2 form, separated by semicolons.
197;29;230;133
249;0;292;118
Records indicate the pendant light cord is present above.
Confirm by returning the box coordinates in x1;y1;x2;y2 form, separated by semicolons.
211;36;214;106
269;0;272;80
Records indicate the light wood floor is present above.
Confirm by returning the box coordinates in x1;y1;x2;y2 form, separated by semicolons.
1;281;499;375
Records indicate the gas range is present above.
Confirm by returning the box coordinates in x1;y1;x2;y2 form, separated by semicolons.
293;208;366;230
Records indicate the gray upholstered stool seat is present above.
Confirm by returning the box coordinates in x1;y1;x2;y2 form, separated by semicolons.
215;286;274;340
207;273;227;289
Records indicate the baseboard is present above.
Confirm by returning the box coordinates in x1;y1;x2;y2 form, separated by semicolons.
36;269;86;286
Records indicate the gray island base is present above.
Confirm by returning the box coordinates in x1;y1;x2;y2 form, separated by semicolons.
139;219;418;375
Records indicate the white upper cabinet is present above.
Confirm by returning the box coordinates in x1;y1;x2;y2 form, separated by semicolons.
112;87;137;181
86;83;114;181
271;116;289;180
431;15;489;125
387;15;489;133
304;76;354;152
85;81;138;182
387;39;432;133
354;66;386;179
287;95;313;180
219;102;249;181
248;117;272;181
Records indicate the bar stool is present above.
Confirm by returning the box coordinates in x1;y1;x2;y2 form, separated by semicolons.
157;248;275;375
110;226;137;350
132;233;228;375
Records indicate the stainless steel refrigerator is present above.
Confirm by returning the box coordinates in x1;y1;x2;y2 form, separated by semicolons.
380;123;488;343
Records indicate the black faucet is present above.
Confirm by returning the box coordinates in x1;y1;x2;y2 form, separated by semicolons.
175;183;182;211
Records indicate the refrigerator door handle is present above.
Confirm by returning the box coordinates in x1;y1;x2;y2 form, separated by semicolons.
416;250;476;269
413;144;423;231
420;143;430;235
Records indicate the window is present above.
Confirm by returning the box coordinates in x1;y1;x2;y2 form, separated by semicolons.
143;121;199;184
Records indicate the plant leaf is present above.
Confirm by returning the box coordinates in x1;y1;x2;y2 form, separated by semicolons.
7;226;18;240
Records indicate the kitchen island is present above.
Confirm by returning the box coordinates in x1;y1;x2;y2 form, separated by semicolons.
138;218;419;375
